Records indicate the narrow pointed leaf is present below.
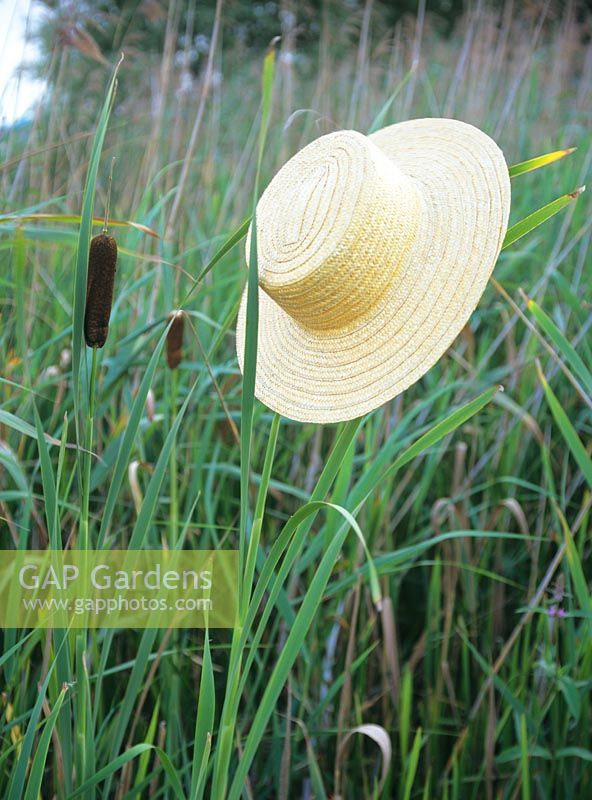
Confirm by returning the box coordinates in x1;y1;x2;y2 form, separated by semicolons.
537;362;592;490
502;187;585;249
509;147;576;178
527;298;592;395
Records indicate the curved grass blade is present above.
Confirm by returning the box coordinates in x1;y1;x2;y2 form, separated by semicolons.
33;403;59;550
527;298;592;395
502;187;585;249
402;727;424;800
326;530;533;598
241;413;281;614
128;372;201;548
238;501;381;673
240;42;276;566
96;323;171;548
389;388;499;474
0;214;159;238
240;203;259;570
7;634;68;800
23;686;69;800
509;147;576;178
133;699;160;794
554;504;592;630
536;361;592;489
102;629;158;797
69;743;184;800
368;64;416;133
190;632;215;800
0;409;61;446
180;216;251;307
339;724;392;796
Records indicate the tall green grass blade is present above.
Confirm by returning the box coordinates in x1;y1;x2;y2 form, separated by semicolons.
368;65;416;133
555;507;592;628
258;46;275;168
0;213;159;237
519;713;531;800
527;299;592;395
128;372;200;549
71;744;185;800
103;629;158;797
0;631;35;670
75;634;94;799
241;413;280;614
399;667;413;764
240;44;276;569
7;635;67;800
13;226;26;372
211;47;276;800
378;385;501;482
97;323;170;548
239;201;259;571
153;748;186;800
304;736;329;800
33;402;58;547
23;685;68;800
181;216;251;307
502;187;585;249
508;147;576;178
232;496;394;719
134;699;160;797
460;632;532;724
537;362;592;490
69;744;153;798
310;643;378;723
0;409;60;445
190;632;215;800
402;727;423;800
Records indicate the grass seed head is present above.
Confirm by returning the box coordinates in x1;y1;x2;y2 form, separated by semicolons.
166;310;185;369
84;232;117;348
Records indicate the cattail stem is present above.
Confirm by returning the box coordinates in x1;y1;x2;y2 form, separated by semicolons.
168;366;179;547
103;157;116;232
166;311;184;546
80;346;98;550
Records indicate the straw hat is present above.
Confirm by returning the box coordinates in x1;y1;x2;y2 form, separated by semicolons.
236;118;511;423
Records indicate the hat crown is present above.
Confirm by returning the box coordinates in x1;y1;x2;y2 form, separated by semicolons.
249;130;421;331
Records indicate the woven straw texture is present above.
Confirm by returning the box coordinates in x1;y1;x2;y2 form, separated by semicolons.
236;118;511;423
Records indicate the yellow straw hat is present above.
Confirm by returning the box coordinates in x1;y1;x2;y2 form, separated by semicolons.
236;118;511;423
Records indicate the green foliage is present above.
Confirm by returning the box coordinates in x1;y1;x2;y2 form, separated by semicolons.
1;2;591;799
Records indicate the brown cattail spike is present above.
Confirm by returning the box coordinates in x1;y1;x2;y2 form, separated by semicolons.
84;233;117;348
166;311;185;369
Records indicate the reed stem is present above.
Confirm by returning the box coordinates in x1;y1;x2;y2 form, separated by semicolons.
80;346;98;550
169;366;179;547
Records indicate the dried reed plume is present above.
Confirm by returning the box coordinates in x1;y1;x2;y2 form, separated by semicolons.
166;310;185;369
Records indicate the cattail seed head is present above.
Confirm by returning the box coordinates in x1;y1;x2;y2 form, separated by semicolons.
84;233;117;348
166;310;185;369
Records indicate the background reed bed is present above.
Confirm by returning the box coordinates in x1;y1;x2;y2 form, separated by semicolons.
0;0;591;797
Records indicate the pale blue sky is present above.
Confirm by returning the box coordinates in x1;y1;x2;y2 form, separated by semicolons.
1;0;46;123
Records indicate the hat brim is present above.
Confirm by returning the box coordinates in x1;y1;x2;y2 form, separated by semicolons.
236;118;511;423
